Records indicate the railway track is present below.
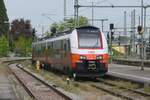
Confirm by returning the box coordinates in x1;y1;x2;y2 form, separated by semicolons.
113;58;150;67
90;78;150;100
8;63;72;100
5;59;150;100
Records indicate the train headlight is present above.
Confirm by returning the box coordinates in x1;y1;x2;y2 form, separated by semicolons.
80;56;86;60
96;56;103;60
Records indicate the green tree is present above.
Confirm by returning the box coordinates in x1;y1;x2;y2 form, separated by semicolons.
49;16;89;36
78;16;89;26
10;19;32;40
10;18;34;55
0;0;9;36
0;35;8;56
14;36;32;56
26;37;32;55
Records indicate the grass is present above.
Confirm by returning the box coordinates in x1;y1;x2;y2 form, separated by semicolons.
107;79;140;89
27;65;80;93
144;86;150;93
21;60;103;95
112;48;124;57
15;61;141;91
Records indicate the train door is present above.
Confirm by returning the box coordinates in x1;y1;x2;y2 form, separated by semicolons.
62;39;71;73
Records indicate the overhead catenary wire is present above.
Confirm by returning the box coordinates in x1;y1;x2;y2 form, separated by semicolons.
79;0;110;14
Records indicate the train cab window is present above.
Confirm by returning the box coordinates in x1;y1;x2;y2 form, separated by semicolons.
77;28;101;48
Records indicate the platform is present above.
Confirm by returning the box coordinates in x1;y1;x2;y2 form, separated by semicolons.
113;58;150;67
107;64;150;85
0;61;17;100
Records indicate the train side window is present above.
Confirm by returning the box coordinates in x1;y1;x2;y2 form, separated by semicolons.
42;43;45;53
50;42;52;49
57;40;61;50
34;45;37;55
53;41;56;49
39;44;42;56
47;42;50;49
67;39;70;51
37;45;39;56
61;40;63;50
64;39;70;52
64;43;67;52
51;42;53;49
37;44;40;56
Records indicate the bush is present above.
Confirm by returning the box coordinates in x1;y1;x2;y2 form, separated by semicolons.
112;48;124;57
0;35;9;57
14;36;32;56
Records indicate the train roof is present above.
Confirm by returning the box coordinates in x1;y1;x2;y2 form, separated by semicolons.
54;26;99;36
75;26;99;30
33;26;100;45
33;33;70;45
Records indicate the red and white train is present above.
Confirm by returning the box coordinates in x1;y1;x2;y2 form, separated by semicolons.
32;26;109;78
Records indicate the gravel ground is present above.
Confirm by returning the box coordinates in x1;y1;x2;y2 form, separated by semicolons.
20;60;122;100
8;73;33;100
0;60;33;100
0;60;17;100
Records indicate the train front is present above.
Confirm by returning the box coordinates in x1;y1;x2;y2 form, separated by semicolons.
70;26;109;78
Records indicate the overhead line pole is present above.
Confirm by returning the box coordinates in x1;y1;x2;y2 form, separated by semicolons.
101;19;108;32
124;11;128;58
88;19;108;32
64;0;67;21
74;0;79;27
74;1;147;27
130;9;136;55
141;0;144;70
92;2;94;25
124;11;127;36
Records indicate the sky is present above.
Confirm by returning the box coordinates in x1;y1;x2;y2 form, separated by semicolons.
4;0;150;35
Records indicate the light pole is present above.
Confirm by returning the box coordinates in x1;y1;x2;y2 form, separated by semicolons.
141;0;144;70
74;0;79;27
140;5;150;70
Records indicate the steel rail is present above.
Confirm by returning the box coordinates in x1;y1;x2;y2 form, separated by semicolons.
8;64;36;99
8;63;72;100
16;64;72;100
97;79;150;97
91;84;133;100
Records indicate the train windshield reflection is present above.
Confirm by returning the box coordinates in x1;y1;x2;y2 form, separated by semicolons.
78;29;101;48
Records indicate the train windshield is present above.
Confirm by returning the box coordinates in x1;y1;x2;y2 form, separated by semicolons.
78;28;101;48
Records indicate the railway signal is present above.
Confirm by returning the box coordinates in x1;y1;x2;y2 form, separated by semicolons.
110;23;114;40
109;23;114;63
110;23;114;30
111;31;114;41
137;25;144;35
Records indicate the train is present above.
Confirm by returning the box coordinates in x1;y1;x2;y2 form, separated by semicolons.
32;26;109;78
